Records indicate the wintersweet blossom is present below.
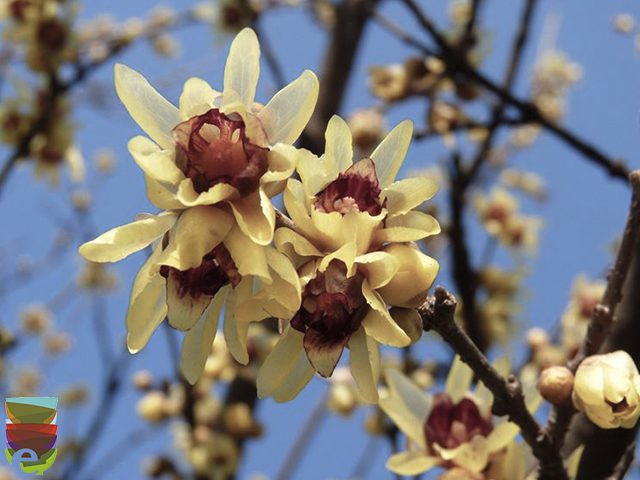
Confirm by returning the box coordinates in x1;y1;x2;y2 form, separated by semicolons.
256;116;440;403
379;356;535;477
573;350;640;429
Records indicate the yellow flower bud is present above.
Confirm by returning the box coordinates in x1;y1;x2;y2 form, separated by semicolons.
537;366;574;405
572;350;640;429
377;244;438;308
137;391;168;423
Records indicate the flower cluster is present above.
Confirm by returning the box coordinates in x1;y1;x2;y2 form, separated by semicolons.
79;28;440;402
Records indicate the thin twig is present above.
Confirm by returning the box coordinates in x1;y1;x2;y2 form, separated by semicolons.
275;390;329;480
546;171;640;447
420;287;568;480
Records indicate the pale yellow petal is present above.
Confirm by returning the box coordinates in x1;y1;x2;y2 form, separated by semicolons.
229;188;275;246
175;178;238;207
355;251;398;289
65;145;85;183
258;70;319;145
180;288;227;384
257;327;304;398
445;355;474;404
384;176;438;217
223;225;271;282
361;281;410;347
566;446;585;478
283;179;319;241
145;175;184;210
272;349;315;402
222;28;260;108
261;143;300;195
274;227;322;261
374;211;441;243
129;136;184;186
179;77;219;118
126;245;167;353
325;115;353;176
223;278;252;364
296;151;330;197
485;421;520;452
371;120;413;188
114;63;180;149
157;206;234;271
79;212;177;263
319;241;357;277
386;452;439;476
264;247;301;312
349;327;380;403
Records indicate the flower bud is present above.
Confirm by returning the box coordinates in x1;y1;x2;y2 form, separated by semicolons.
137;391;167;423
572;350;640;429
132;370;154;391
377;244;438;308
537;366;574;405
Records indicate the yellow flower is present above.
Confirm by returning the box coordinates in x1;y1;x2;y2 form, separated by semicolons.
379;356;525;476
114;27;318;246
572;350;640;429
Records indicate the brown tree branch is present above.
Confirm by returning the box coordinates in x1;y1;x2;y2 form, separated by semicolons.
420;287;568;480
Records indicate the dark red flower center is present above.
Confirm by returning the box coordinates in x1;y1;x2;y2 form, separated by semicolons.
291;261;366;342
424;393;492;453
314;159;384;215
159;244;241;301
173;108;268;195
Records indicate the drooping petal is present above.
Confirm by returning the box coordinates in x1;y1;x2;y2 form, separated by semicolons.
445;355;474;404
158;206;234;271
384;176;439;217
303;328;349;378
129;136;184;186
258;70;319;145
79;212;177;263
257;327;305;398
223;278;252;364
374;211;441;243
386;452;439;476
228;188;275;246
361;281;410;347
114;64;181;150
222;28;260;109
355;251;398;289
349;327;380;402
370;120;413;188
126;245;167;353
145;175;184;210
180;288;228;384
274;227;322;262
264;247;302;312
223;225;271;282
175;179;238;207
324;115;353;177
179;77;220;119
381;368;431;447
272;351;315;402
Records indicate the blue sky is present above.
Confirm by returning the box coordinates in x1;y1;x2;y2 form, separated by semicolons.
1;0;640;478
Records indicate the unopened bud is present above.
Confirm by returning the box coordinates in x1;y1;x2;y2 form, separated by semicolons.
537;366;574;405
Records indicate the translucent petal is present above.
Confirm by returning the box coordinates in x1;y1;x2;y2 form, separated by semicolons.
223;279;252;364
126;245;167;353
258;70;319;145
386;452;439;476
304;328;347;377
222;28;260;109
324;115;353;177
157;206;234;271
128;136;183;186
179;77;219;119
114;64;180;150
370;120;413;188
257;327;304;398
485;421;520;452
79;212;177;263
175;178;237;207
264;247;302;312
272;350;315;402
296;151;330;197
229;189;275;246
349;327;380;403
355;251;398;289
383;368;431;445
145;175;184;210
361;281;410;347
374;211;441;243
224;225;271;282
384;176;439;217
180;288;227;384
445;355;474;404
